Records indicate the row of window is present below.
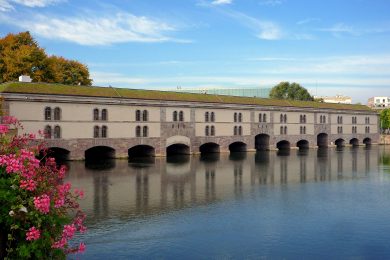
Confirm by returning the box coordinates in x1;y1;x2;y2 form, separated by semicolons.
234;113;243;123
44;125;61;139
44;107;61;121
352;116;357;124
319;115;327;124
352;126;357;134
365;117;370;124
233;126;243;136
135;126;149;137
280;114;287;123
205;112;215;122
337;126;343;134
173;111;185;122
259;113;267;123
337;116;343;124
93;125;108;138
299;115;307;124
93;109;108;121
280;126;288;135
205;125;215;136
136;110;148;121
300;126;307;134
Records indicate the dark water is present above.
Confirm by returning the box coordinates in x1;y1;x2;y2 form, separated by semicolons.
67;146;390;259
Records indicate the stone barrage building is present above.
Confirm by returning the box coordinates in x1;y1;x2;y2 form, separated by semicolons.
0;82;379;160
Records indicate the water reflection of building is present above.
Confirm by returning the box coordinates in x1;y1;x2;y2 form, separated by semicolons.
65;148;381;223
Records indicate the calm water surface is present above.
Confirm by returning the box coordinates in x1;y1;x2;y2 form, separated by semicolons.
66;146;390;259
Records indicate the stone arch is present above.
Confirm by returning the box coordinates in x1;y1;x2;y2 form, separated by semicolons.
128;145;155;158
255;134;270;151
199;142;220;154
229;142;247;152
166;135;191;147
296;140;309;150
85;146;115;160
166;144;190;156
317;133;328;148
363;137;372;146
335;138;345;147
41;147;70;161
349;138;359;147
277;140;290;150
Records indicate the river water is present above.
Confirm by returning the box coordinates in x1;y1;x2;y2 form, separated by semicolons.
66;146;390;259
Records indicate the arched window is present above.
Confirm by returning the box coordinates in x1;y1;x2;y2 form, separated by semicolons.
142;110;148;121
300;126;303;134
205;112;209;122
283;114;287;123
238;113;242;122
93;108;99;121
53;125;61;139
303;126;306;134
136;126;141;137
234;113;237;122
280;114;283;123
234;126;238;135
143;126;148;137
179;111;184;121
211;125;215;136
300;115;303;123
238;126;242;135
210;112;215;122
101;125;107;138
136;110;141;121
263;114;266;122
173;111;178;122
259;113;262;122
45;107;52;121
284;126;287;135
280;126;284;135
205;125;209;136
320;115;323;123
44;125;52;139
101;109;108;121
93;126;100;138
303;115;306;123
54;107;61;121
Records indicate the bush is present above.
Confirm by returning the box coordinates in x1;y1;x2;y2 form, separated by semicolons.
0;116;86;259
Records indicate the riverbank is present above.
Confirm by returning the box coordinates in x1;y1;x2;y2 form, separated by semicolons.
380;135;390;145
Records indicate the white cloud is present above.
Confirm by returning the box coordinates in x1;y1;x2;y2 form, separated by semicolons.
11;0;62;7
0;0;13;11
1;12;187;45
211;0;232;5
319;23;357;36
296;18;320;25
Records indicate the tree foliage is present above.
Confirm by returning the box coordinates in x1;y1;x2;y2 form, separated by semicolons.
0;32;92;86
269;82;314;101
380;108;390;133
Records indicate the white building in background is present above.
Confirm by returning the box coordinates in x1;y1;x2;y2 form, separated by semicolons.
367;96;390;109
314;95;352;104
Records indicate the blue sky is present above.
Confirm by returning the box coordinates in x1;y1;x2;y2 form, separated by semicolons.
1;0;390;103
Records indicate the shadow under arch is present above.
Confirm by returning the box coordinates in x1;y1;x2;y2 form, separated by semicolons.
349;138;359;147
296;140;309;150
85;146;115;160
277;140;290;150
40;147;70;161
255;134;270;151
363;137;372;146
166;143;190;156
335;138;345;147
229;142;247;153
317;133;328;148
128;145;155;158
199;142;220;154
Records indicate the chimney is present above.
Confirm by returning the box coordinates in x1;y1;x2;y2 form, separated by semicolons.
18;75;32;83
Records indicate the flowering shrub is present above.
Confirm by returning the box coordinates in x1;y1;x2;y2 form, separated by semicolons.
0;116;86;259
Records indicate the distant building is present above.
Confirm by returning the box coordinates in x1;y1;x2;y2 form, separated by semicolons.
314;95;352;104
171;87;271;98
368;96;390;109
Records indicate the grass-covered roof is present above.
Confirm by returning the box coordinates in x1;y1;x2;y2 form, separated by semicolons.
0;82;372;111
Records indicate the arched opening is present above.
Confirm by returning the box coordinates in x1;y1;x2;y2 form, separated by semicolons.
317;133;328;148
296;140;309;150
363;138;372;146
40;147;70;161
85;146;115;160
277;140;290;150
128;145;155;158
229;142;247;153
166;143;190;156
199;142;220;154
335;138;345;147
349;138;359;147
255;134;270;151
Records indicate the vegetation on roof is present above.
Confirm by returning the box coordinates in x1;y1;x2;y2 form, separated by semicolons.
0;82;373;111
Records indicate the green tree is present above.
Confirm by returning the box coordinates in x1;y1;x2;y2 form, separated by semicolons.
380;108;390;134
0;32;92;86
269;82;314;101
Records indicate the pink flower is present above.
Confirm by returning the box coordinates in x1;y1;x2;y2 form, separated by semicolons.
63;224;76;239
0;124;9;134
74;188;85;199
20;179;36;191
33;194;51;214
26;226;40;241
54;198;65;208
77;242;86;253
